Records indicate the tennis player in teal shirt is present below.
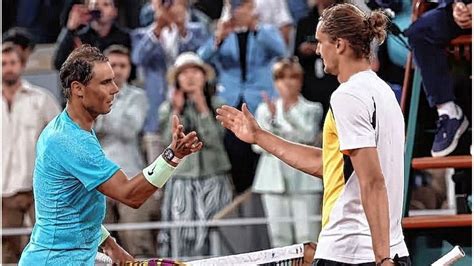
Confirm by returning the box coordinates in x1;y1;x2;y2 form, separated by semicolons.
19;45;203;265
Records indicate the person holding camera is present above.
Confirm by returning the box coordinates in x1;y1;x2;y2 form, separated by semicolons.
53;0;131;72
157;52;232;257
131;0;208;163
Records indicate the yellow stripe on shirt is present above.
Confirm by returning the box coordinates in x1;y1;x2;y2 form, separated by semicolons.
321;109;346;229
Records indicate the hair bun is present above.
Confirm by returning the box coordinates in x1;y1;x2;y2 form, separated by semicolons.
367;11;388;45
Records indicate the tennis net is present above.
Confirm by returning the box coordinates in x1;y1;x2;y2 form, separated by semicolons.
186;242;316;266
95;242;317;266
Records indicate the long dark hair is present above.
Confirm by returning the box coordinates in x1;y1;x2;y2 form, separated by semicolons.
175;72;217;115
175;77;217;132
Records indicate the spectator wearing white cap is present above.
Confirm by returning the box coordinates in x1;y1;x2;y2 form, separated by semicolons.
157;52;233;257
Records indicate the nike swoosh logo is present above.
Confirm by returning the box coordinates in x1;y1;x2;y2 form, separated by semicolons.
147;164;157;175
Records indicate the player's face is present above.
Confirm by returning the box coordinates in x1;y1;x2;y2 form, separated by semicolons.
82;62;119;115
315;22;338;76
177;66;206;94
2;51;23;86
108;53;131;89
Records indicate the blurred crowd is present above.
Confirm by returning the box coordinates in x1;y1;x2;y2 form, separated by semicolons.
2;0;471;262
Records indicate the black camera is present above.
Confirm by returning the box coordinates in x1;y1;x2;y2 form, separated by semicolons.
162;0;174;6
89;9;101;20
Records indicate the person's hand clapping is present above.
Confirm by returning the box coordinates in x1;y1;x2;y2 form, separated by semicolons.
153;4;174;37
215;19;234;47
262;92;276;119
170;3;187;37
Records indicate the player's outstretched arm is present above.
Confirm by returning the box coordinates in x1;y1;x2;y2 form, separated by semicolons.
98;115;203;208
216;104;323;178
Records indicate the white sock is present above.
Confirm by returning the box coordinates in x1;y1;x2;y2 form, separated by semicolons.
437;101;462;119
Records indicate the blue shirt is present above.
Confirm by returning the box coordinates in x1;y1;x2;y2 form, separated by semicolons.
19;110;120;266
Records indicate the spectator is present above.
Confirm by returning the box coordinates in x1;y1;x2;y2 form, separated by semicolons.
2;43;61;264
53;0;131;72
294;0;340;116
2;27;36;66
253;57;324;248
132;0;208;163
14;0;65;43
198;0;286;193
286;0;310;25
60;0;144;30
116;0;145;29
157;52;232;257
94;45;156;258
254;0;294;47
139;0;212;33
404;0;471;157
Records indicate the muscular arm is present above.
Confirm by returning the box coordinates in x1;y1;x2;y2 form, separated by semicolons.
97;170;159;209
349;147;390;262
217;104;323;178
98;115;202;209
255;129;323;177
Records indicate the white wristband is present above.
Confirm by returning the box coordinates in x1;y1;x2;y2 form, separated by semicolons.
142;155;176;188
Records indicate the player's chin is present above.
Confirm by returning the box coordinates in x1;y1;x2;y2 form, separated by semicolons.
323;65;335;76
102;105;113;114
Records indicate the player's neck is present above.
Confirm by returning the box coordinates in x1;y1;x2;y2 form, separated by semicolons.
66;102;96;132
337;58;371;83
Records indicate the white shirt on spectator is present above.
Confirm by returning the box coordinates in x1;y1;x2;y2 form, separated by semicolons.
254;0;293;28
2;80;61;197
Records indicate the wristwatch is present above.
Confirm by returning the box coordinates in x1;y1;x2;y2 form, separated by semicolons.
162;147;181;164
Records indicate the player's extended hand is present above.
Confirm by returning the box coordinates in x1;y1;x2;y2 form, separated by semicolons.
216;104;261;144
170;115;203;158
102;237;134;264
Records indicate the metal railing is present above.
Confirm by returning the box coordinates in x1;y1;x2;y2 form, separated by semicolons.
2;190;322;260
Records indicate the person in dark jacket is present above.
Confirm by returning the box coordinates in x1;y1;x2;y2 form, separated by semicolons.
293;0;340;118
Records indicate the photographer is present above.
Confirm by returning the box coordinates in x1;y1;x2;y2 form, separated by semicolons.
53;0;131;72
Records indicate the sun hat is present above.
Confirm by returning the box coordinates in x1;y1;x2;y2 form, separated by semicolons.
167;52;215;85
